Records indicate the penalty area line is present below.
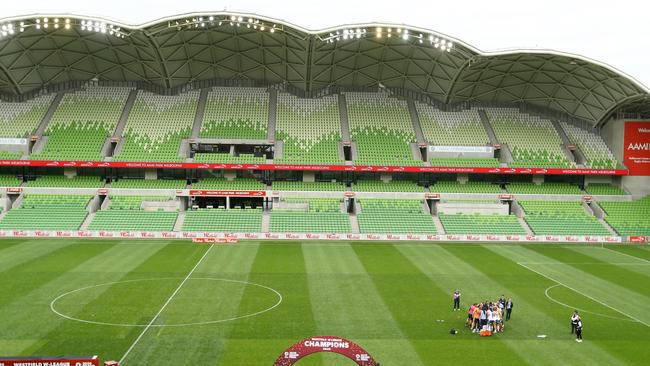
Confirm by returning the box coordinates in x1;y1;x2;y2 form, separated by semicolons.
119;244;215;364
516;262;650;328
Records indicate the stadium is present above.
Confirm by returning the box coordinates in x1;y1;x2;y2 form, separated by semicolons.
0;7;649;366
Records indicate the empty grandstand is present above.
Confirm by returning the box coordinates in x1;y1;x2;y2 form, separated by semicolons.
346;92;421;166
200;87;269;139
270;198;351;233
357;199;435;234
519;200;610;235
183;208;263;232
0;194;91;230
599;197;650;236
0;94;54;138
560;122;620;169
113;90;199;162
275;93;343;165
88;196;178;231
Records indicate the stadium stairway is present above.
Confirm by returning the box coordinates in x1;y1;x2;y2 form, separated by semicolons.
588;201;619;236
112;90;138;139
338;94;352;142
267;89;277;141
551;120;586;166
79;212;96;230
477;109;500;146
261;211;270;232
349;211;360;234
432;215;446;234
406;99;426;144
191;89;209;139
173;211;186;231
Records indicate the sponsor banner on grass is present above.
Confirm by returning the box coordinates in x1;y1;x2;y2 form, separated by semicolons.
0;356;99;366
274;336;378;366
624;121;650;175
0;231;624;243
0;159;628;175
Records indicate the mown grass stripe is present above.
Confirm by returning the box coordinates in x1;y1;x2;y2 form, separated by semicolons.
568;246;650;279
0;239;78;277
604;245;650;262
303;243;424;366
528;246;650;299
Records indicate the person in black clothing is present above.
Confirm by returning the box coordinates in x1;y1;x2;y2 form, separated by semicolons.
571;310;580;334
453;290;461;311
505;298;513;320
575;318;583;342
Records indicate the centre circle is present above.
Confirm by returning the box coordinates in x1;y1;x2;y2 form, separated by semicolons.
50;277;282;327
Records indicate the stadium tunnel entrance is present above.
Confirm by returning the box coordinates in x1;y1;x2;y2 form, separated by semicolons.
190;196;264;209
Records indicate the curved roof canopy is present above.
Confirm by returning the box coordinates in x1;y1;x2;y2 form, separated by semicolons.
0;12;648;125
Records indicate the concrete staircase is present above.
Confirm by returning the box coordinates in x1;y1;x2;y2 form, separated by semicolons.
261;211;271;233
112;89;138;138
407;99;426;144
349;213;360;234
173;211;186;231
79;212;96;230
551;120;586;166
478;109;499;145
517;217;534;235
191;89;209;138
432;215;446;234
267;89;277;141
338;93;351;141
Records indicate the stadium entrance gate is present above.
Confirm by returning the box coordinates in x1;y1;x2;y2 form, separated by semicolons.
273;336;379;366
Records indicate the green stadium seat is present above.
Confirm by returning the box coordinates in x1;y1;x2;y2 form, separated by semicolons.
519;200;609;235
599;197;650;236
357;199;435;234
270;198;350;233
0;194;91;230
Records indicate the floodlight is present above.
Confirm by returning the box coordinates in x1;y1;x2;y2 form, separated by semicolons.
441;45;446;51
402;33;408;40
36;19;40;23
36;24;41;29
209;16;214;21
396;28;401;33
54;24;59;29
44;18;48;22
238;16;243;22
270;28;275;33
44;23;48;29
65;18;70;24
260;25;264;30
376;27;381;32
248;18;253;23
230;15;236;21
54;18;59;23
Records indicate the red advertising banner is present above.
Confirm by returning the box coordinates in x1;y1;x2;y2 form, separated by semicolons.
624;121;650;176
0;356;99;366
274;336;378;366
0;159;628;176
628;236;647;243
188;189;266;197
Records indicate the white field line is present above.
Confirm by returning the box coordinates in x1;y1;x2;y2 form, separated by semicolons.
544;284;635;322
119;244;214;364
517;261;650;328
518;262;650;266
602;247;650;264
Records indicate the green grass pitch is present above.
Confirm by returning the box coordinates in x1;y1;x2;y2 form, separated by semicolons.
1;239;649;365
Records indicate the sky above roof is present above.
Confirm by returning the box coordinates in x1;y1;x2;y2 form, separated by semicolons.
2;0;648;89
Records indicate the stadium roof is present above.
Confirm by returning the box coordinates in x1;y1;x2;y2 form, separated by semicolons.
0;12;648;126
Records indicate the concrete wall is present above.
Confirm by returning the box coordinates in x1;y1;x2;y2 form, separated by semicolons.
602;118;650;197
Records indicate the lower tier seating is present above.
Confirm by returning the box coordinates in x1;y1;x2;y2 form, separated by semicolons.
0;194;91;230
439;214;526;234
270;199;350;233
353;180;422;192
273;181;346;191
506;182;583;195
599;197;650;236
430;181;502;193
585;183;627;195
357;200;436;234
29;175;105;188
0;175;22;187
88;211;177;231
111;179;187;189
519;201;609;235
183;209;263;232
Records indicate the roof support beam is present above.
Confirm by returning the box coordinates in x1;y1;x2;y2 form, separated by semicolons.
0;63;21;95
143;32;172;89
595;93;647;128
444;56;476;104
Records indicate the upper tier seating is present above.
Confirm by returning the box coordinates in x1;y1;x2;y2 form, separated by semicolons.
416;104;490;146
275;94;343;165
0;194;90;230
0;175;22;187
88;195;177;231
31;87;131;161
272;181;346;191
352;180;422;192
599;197;650;236
519;201;609;235
357;199;435;234
346;93;420;166
192;178;266;190
486;108;572;168
270;198;351;233
439;214;526;235
430;181;502;193
560;122;620;169
585;183;627;195
506;182;583;195
200;87;268;139
0;94;54;138
183;208;264;232
114;90;199;162
110;179;187;189
29;175;105;188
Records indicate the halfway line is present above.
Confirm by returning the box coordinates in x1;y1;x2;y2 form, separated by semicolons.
119;244;215;364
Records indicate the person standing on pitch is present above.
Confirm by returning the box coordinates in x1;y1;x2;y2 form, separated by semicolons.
575;318;583;342
453;290;461;311
571;310;580;334
505;298;513;320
